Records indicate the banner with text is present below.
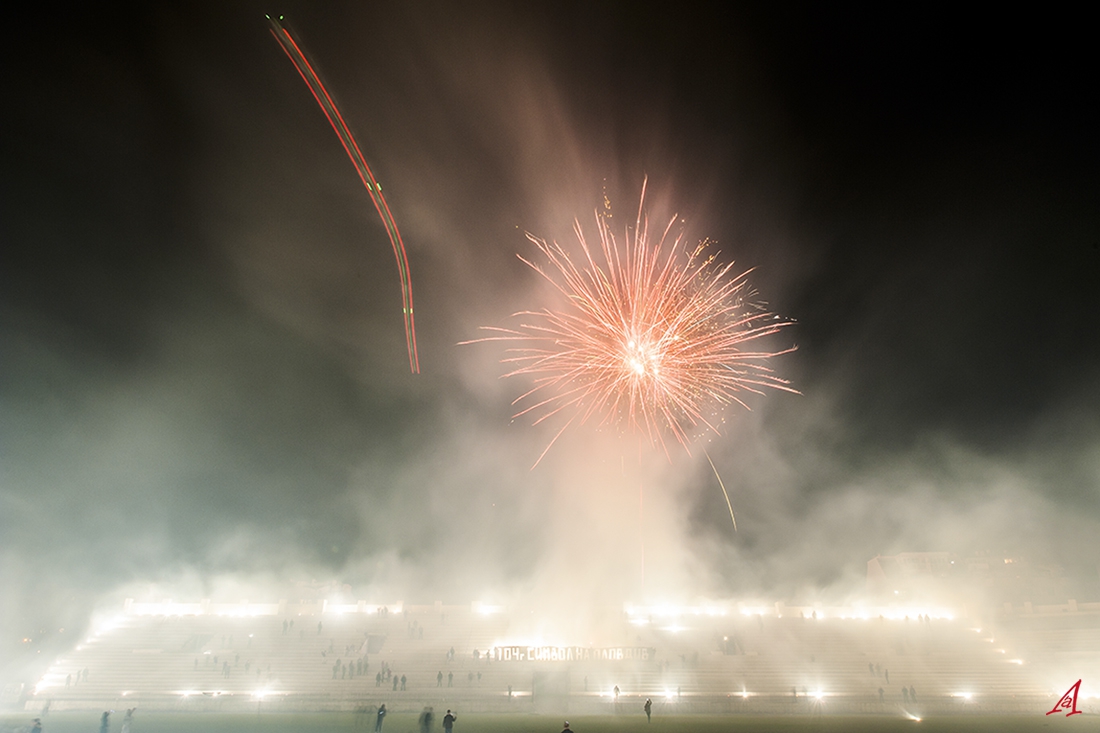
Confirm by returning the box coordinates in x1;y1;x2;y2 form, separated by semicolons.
492;646;655;662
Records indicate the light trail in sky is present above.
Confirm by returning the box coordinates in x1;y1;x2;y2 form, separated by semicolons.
267;15;419;373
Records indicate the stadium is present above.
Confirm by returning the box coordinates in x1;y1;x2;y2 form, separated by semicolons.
8;553;1099;725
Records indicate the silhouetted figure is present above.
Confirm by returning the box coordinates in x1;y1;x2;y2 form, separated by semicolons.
31;719;42;733
121;707;135;733
644;698;652;722
448;671;453;687
418;706;434;733
442;709;456;733
878;688;885;702
100;711;110;733
437;671;444;687
400;675;406;690
375;704;386;732
561;722;572;733
884;669;889;683
376;672;382;687
613;685;620;701
392;676;398;691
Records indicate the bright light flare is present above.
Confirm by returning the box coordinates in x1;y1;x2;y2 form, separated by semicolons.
467;181;796;465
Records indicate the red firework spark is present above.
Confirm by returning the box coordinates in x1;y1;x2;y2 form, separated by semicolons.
470;182;797;466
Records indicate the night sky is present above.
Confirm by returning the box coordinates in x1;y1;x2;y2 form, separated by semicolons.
2;3;1097;663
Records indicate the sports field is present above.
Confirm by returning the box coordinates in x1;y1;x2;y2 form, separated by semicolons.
2;711;1096;733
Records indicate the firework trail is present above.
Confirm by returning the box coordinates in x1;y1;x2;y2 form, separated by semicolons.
466;180;796;466
267;15;419;373
705;448;737;531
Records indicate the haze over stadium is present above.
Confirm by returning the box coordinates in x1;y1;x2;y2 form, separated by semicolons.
1;1;1097;724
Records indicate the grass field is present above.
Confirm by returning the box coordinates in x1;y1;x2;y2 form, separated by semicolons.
2;711;1097;733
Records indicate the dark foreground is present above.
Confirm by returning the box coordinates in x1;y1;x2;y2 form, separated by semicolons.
3;712;1099;733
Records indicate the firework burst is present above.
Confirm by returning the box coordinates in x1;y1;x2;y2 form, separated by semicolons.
470;182;797;466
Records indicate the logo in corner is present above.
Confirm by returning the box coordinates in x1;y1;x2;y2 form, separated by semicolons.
1046;679;1082;717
